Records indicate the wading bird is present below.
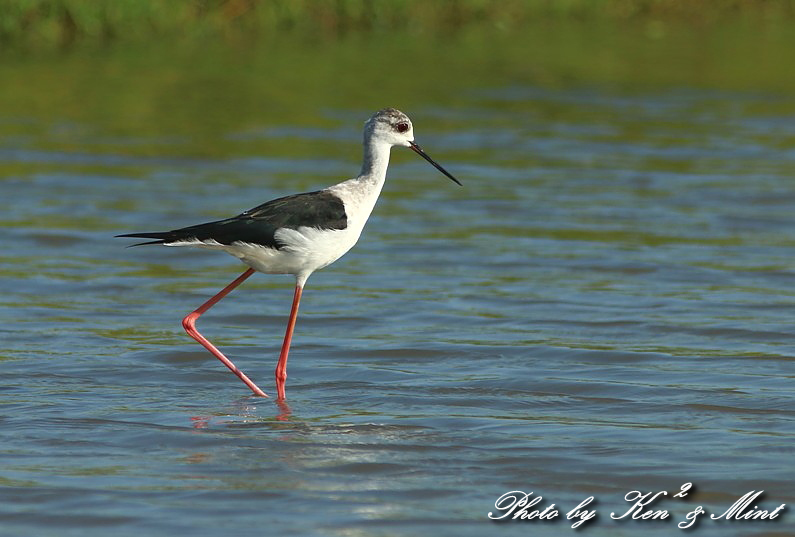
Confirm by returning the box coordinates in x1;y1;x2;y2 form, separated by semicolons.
118;108;461;400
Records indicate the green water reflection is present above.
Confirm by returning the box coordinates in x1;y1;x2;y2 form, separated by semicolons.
2;20;794;157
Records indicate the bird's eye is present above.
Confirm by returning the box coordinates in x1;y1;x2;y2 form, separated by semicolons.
396;122;409;133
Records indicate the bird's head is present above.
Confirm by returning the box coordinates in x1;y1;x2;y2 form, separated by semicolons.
364;108;462;186
364;107;415;148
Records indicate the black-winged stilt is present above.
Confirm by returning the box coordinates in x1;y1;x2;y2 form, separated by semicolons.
118;108;461;400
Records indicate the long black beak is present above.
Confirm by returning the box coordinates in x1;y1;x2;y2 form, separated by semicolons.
408;141;462;186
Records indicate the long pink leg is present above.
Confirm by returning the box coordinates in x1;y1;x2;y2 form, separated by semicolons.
274;284;303;401
182;268;268;397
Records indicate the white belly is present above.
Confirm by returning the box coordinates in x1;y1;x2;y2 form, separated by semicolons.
235;226;360;274
169;224;362;283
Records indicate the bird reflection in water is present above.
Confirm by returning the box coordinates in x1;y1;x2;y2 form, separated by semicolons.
190;399;292;429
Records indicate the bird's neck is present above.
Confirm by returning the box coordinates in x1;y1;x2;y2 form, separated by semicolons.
358;139;392;186
324;138;392;230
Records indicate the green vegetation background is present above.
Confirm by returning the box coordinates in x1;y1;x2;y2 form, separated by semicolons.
1;0;794;164
2;0;794;46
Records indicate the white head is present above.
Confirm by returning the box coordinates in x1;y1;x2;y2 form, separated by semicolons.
363;108;462;186
364;107;415;147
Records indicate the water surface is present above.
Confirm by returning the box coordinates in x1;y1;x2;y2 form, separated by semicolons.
1;25;794;537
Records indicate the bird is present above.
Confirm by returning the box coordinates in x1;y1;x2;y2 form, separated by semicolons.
117;108;461;400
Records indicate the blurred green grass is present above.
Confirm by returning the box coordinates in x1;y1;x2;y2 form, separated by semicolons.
1;0;794;47
1;0;794;170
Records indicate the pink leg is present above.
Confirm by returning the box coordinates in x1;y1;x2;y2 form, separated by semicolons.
182;268;268;397
274;284;303;401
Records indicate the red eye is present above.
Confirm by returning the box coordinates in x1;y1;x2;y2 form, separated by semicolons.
396;122;409;133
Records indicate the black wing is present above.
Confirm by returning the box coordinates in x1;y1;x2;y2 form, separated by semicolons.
117;190;348;249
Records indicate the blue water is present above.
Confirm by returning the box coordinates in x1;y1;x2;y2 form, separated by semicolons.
2;79;795;535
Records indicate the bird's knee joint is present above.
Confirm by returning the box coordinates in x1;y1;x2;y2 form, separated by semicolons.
182;313;199;332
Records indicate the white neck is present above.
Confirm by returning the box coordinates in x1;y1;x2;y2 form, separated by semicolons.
358;138;392;185
326;138;394;232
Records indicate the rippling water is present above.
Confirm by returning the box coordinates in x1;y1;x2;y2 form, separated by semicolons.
2;36;795;536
